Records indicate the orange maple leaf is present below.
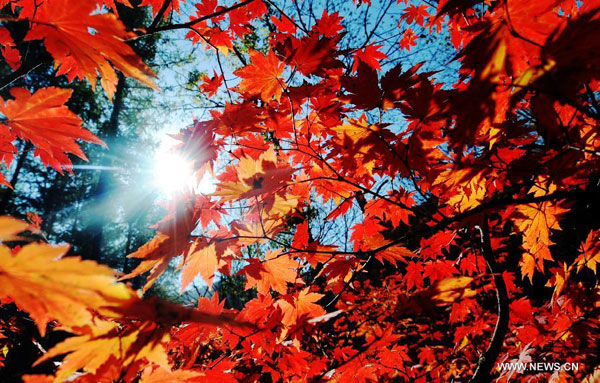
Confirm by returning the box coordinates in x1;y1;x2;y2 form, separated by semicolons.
122;196;197;291
0;218;250;382
181;241;219;290
234;49;285;101
200;70;224;97
242;249;300;295
275;288;325;328
25;0;157;99
214;147;294;201
0;87;105;174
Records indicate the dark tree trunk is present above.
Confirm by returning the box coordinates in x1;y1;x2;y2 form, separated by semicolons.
0;142;32;213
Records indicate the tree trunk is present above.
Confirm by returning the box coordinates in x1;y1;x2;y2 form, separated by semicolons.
0;141;31;213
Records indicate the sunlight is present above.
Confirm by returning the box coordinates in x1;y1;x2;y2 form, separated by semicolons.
194;171;217;195
153;150;194;195
152;133;217;195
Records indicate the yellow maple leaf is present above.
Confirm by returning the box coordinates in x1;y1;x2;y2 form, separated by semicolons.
0;242;134;335
575;230;600;273
434;167;489;212
214;147;293;201
35;321;169;383
428;276;476;305
514;201;567;281
140;366;202;383
0;216;29;241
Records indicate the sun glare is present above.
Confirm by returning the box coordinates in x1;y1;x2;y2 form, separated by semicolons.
152;133;217;195
153;151;194;194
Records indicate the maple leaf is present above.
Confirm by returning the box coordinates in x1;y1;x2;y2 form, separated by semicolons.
418;276;476;305
0;215;30;241
121;233;176;291
192;360;239;383
36;321;170;383
417;346;436;365
313;10;344;37
206;28;234;53
352;44;387;72
356;230;413;266
181;241;219;290
547;262;569;298
513;200;567;281
401;4;429;26
0;27;20;70
0;242;134;335
434;166;490;212
331;116;384;177
399;28;417;51
271;15;296;34
275;288;325;328
277;34;342;77
22;278;249;383
241;249;300;295
122;196;197;291
234;216;286;245
140;366;201;383
292;220;310;249
173;292;238;345
214;147;294;201
0;87;105;176
140;0;182;19
350;219;387;250
98;0;133;13
405;261;424;290
375;244;413;266
199;70;224;97
575;230;600;273
24;0;157;99
340;61;383;110
234;49;285;101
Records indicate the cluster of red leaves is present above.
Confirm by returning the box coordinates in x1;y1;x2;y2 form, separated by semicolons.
2;0;600;382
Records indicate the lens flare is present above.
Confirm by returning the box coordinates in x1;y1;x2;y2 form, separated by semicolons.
153;151;193;194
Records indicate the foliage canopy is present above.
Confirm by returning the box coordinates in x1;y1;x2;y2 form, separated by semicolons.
1;0;600;382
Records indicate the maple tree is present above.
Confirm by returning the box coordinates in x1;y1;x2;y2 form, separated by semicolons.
1;0;600;382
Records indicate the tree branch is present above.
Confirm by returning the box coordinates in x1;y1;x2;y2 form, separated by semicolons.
0;60;47;91
146;0;256;34
147;0;172;32
469;218;510;383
